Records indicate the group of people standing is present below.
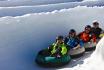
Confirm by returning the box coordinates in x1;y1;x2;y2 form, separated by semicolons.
47;21;103;58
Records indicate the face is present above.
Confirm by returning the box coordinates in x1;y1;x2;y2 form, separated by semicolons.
69;32;76;37
85;28;90;33
93;24;99;28
56;39;63;44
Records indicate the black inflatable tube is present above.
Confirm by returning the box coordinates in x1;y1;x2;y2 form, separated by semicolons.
70;51;85;59
85;46;96;51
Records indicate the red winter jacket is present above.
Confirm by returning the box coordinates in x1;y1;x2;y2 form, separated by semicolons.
78;31;96;43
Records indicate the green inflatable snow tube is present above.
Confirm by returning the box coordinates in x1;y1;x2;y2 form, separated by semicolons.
35;49;71;67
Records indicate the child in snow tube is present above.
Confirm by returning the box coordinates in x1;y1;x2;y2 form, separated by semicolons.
91;21;102;39
78;25;97;51
91;21;103;42
64;29;85;58
35;35;71;67
49;35;68;57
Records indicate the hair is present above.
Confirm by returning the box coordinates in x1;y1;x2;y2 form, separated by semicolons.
69;29;76;34
86;25;91;28
56;35;63;40
85;25;91;30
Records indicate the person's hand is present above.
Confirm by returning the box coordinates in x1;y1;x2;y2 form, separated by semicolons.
48;47;50;49
57;54;61;58
77;44;81;48
93;42;97;46
90;39;93;43
48;45;52;50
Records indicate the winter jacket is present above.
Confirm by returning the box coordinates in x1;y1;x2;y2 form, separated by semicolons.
91;27;102;39
64;36;84;49
78;31;96;43
50;43;67;56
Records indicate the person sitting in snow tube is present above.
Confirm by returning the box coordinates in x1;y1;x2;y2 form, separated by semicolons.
91;21;102;42
35;35;71;67
78;25;97;51
99;31;104;39
64;29;85;58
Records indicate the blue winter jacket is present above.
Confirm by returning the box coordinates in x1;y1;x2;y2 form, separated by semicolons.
64;36;84;49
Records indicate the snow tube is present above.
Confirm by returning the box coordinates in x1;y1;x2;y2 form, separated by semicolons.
96;39;100;43
35;49;71;67
68;47;85;58
84;42;96;51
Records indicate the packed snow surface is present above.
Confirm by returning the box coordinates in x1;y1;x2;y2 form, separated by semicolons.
0;6;104;70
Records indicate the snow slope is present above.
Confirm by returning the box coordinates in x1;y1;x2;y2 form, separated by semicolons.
0;1;104;17
83;0;104;1
0;0;82;7
0;6;104;70
59;37;104;70
83;0;98;1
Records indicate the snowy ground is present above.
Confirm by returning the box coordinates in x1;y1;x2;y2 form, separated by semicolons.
0;0;104;70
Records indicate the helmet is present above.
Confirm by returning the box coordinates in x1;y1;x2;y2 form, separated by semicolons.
85;25;91;28
93;21;99;25
69;29;76;34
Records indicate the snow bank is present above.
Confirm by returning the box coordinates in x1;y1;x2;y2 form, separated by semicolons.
0;6;104;70
0;0;103;8
0;1;104;17
83;0;104;2
83;0;98;2
0;0;82;7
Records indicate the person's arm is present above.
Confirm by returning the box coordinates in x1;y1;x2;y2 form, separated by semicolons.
72;37;82;49
61;46;67;55
73;44;81;50
48;44;53;51
99;30;104;38
79;40;84;47
64;37;69;44
100;28;103;33
92;34;96;43
48;43;55;50
77;32;81;38
77;32;84;41
91;34;97;46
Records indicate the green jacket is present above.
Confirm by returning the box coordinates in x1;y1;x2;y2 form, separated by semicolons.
51;43;67;56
